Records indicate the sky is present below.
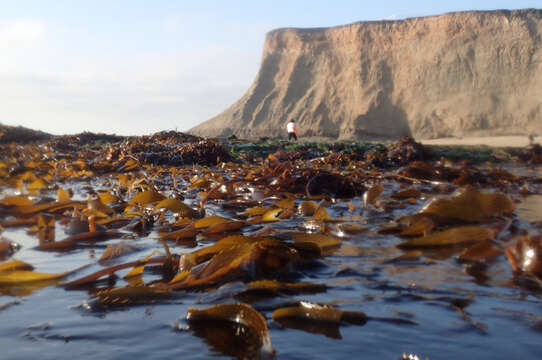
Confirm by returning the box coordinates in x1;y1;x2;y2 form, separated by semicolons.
1;1;540;136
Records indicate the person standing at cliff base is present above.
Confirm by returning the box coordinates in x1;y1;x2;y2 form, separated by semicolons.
287;119;298;141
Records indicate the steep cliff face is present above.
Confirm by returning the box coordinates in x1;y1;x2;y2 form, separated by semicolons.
190;9;542;140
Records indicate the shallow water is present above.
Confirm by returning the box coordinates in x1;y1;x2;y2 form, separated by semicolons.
1;164;542;360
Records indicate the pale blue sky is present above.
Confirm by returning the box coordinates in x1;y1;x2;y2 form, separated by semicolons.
1;1;540;135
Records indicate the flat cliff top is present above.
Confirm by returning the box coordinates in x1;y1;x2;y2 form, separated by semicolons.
266;8;542;34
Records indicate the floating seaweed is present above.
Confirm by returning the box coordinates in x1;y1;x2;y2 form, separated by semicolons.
186;303;274;359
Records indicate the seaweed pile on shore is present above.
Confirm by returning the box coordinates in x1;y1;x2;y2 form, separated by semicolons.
2;124;541;166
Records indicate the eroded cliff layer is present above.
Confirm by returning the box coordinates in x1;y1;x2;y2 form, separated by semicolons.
190;9;542;140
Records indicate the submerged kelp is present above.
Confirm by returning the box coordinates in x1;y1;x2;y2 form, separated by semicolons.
0;132;542;359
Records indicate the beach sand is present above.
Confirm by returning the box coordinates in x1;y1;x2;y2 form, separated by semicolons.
420;135;541;148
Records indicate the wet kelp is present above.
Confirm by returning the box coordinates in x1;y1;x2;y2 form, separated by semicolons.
1;132;542;359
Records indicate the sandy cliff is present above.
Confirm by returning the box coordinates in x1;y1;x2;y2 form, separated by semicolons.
190;9;542;140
